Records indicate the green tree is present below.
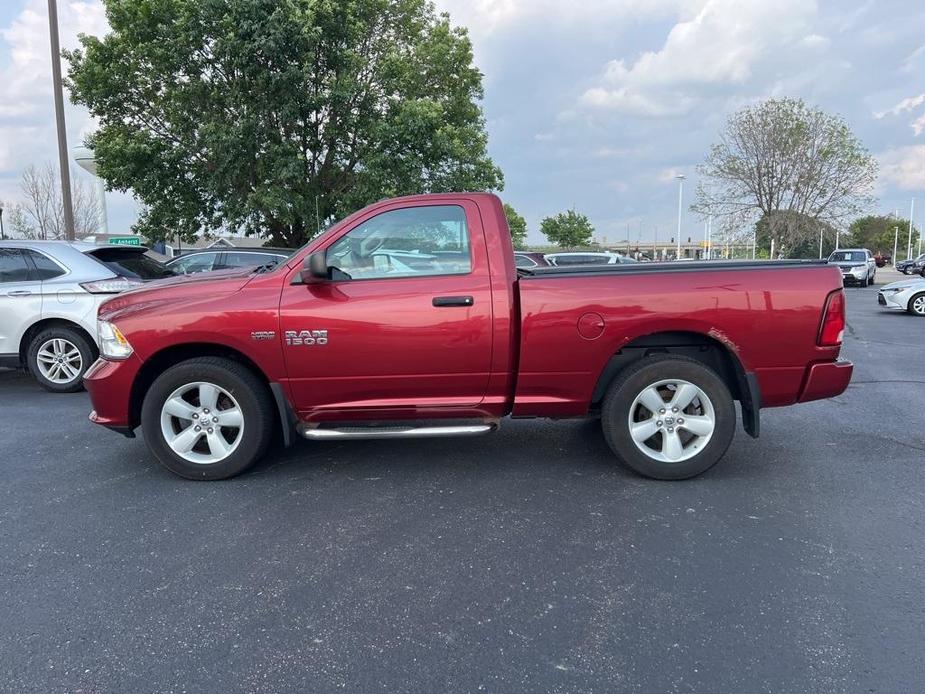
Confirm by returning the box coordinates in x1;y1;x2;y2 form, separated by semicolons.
845;215;918;258
64;0;503;247
540;209;594;248
695;98;877;256
503;202;527;249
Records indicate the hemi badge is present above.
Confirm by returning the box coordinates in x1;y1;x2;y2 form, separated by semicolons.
251;331;276;341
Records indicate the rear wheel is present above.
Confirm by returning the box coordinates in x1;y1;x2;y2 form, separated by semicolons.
140;357;275;479
601;354;736;480
27;327;95;393
909;293;925;317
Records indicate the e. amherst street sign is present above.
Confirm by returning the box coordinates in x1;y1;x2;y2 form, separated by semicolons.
108;236;141;246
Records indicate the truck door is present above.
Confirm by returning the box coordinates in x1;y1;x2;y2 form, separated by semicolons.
279;200;493;416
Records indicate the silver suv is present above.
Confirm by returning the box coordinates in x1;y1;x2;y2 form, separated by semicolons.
0;241;173;392
828;248;877;286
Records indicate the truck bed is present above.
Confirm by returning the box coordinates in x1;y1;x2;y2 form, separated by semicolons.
513;260;845;417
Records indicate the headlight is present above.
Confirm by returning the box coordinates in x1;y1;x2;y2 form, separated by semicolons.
98;320;133;360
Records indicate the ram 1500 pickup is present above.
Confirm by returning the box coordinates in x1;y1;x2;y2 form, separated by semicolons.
84;193;852;481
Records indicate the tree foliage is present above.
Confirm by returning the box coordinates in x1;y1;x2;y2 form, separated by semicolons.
65;0;503;246
694;98;877;257
844;215;918;258
540;209;594;248
502;202;527;249
7;163;99;240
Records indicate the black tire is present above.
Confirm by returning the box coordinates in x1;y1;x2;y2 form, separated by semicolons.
140;357;275;480
868;273;876;286
601;354;736;480
908;292;925;317
26;326;96;393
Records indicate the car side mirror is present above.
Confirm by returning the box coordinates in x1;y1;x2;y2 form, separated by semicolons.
300;252;329;283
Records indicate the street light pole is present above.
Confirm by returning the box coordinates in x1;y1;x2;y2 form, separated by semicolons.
675;174;685;260
0;203;5;240
47;0;75;241
893;226;899;266
907;199;915;260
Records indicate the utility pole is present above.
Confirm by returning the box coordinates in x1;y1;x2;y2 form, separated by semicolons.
675;174;685;260
48;0;75;241
907;199;915;260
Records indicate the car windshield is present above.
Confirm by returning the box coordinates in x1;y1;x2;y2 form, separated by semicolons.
87;248;175;279
829;251;865;263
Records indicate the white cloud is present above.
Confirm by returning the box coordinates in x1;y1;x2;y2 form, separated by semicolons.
435;0;688;37
579;0;823;116
0;1;107;174
0;1;145;232
875;93;925;119
879;146;925;191
913;114;925;137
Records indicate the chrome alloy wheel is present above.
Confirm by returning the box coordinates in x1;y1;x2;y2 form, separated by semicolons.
160;382;244;464
627;378;715;463
913;295;925;316
35;338;83;384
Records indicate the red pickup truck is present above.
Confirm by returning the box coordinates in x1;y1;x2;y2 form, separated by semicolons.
84;193;852;481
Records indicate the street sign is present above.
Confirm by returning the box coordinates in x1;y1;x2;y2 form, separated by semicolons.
109;236;141;246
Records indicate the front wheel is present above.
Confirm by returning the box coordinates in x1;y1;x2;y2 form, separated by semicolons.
140;357;275;479
601;354;736;480
909;293;925;317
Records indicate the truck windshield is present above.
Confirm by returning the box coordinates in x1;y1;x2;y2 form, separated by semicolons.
829;251;865;263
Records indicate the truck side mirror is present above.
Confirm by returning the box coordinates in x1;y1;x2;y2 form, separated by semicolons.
300;252;329;283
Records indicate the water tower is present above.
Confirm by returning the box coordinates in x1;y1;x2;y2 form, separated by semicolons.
73;146;109;234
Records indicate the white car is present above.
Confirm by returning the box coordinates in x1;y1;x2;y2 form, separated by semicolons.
877;277;925;317
0;241;173;391
545;251;637;266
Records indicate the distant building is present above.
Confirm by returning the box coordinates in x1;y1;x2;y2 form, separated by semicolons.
161;235;276;259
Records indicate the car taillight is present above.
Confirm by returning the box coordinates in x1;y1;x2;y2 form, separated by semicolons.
818;289;845;346
80;278;143;294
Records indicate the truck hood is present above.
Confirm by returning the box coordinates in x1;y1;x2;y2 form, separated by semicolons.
98;267;256;321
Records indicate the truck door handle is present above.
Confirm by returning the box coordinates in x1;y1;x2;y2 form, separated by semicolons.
7;290;32;297
432;295;474;307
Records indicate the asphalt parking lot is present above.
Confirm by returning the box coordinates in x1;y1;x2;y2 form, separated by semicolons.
2;274;924;693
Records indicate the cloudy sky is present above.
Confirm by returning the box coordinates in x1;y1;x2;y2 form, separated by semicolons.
1;0;924;245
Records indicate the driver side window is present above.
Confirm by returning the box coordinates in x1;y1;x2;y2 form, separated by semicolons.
326;205;471;280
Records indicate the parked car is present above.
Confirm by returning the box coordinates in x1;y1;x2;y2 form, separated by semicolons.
545;251;638;266
873;253;890;268
895;253;925;275
166;248;291;275
85;193;851;482
0;241;173;392
513;252;551;268
827;248;876;286
877;277;925;316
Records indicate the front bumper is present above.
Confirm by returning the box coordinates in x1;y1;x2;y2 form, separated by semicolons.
841;270;867;283
83;355;143;433
797;359;853;403
878;291;906;310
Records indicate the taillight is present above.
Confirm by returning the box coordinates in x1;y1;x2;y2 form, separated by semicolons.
818;290;845;346
80;278;143;294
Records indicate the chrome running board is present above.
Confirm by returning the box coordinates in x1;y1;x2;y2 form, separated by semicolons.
298;422;498;441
